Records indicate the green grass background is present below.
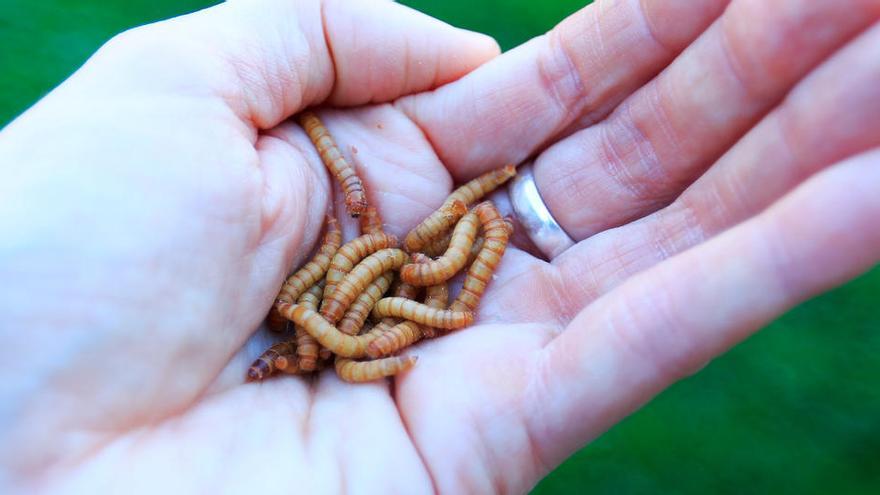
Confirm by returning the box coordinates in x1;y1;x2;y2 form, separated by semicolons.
1;1;878;493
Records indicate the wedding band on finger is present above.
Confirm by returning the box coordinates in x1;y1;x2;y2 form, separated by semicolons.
508;162;575;259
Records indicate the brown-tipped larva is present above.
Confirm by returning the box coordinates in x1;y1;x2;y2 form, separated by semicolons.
297;111;368;216
450;201;511;312
400;211;479;286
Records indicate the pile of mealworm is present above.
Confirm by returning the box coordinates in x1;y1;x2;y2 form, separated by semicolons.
247;111;516;383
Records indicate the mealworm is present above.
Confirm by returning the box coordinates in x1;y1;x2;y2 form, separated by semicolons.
403;199;467;253
323;232;399;301
277;303;376;358
359;206;384;235
338;271;393;336
371;297;473;329
421;256;449;339
246;341;296;382
400;211;479;286
334;355;418;383
450;201;511;312
277;216;342;304
295;282;325;371
265;307;289;333
297;111;368;216
404;164;516;252
366;320;422;358
321;248;410;322
273;352;302;374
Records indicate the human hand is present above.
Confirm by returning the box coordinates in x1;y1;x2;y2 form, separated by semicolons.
2;0;880;494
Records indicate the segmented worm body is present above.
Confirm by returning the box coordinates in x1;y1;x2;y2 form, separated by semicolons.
421;260;449;338
404;199;467;253
451;202;511;312
277;216;342;304
297;111;368;216
404;165;516;252
338;271;393;335
366;320;422;358
321;248;409;322
335;356;418;383
273;352;301;374
400;211;479;285
359;207;384;234
295;282;325;371
323;232;398;301
278;303;376;358
247;341;296;382
371;297;473;329
266;308;289;333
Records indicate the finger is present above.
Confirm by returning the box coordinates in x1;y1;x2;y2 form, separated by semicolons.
528;148;880;467
551;19;880;306
75;0;500;129
533;0;880;239
398;0;729;179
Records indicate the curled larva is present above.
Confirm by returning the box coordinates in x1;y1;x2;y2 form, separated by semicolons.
404;165;516;252
400;211;479;286
276;216;342;305
359;206;384;235
371;297;473;329
366;320;422;358
338;271;393;335
267;216;341;332
297;111;368;216
265;308;289;333
323;232;398;301
246;341;296;382
277;303;377;358
295;282;325;371
403;199;467;253
334;355;418;383
273;353;302;374
450;201;511;312
321;248;410;322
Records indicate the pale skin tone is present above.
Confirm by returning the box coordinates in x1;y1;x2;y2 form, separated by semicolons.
1;0;879;493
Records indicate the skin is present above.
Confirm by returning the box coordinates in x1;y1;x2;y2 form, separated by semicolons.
0;0;879;494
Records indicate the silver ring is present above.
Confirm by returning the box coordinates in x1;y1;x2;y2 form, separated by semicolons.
508;162;575;259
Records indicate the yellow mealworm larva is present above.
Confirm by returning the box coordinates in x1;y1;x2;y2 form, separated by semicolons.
323;232;399;301
338;271;393;336
371;297;473;329
273;353;303;375
277;303;376;358
321;248;409;323
403;199;467;253
297;111;368;217
400;211;479;286
265;307;289;333
359;206;384;235
421;230;452;258
450;201;511;313
276;216;342;305
246;341;296;382
450;164;516;206
334;355;418;383
295;282;325;371
421;259;449;339
366;320;422;358
404;164;516;252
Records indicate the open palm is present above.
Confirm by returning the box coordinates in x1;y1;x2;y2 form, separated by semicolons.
2;0;880;493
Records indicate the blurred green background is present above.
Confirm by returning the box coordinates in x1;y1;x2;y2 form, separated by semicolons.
1;1;877;493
